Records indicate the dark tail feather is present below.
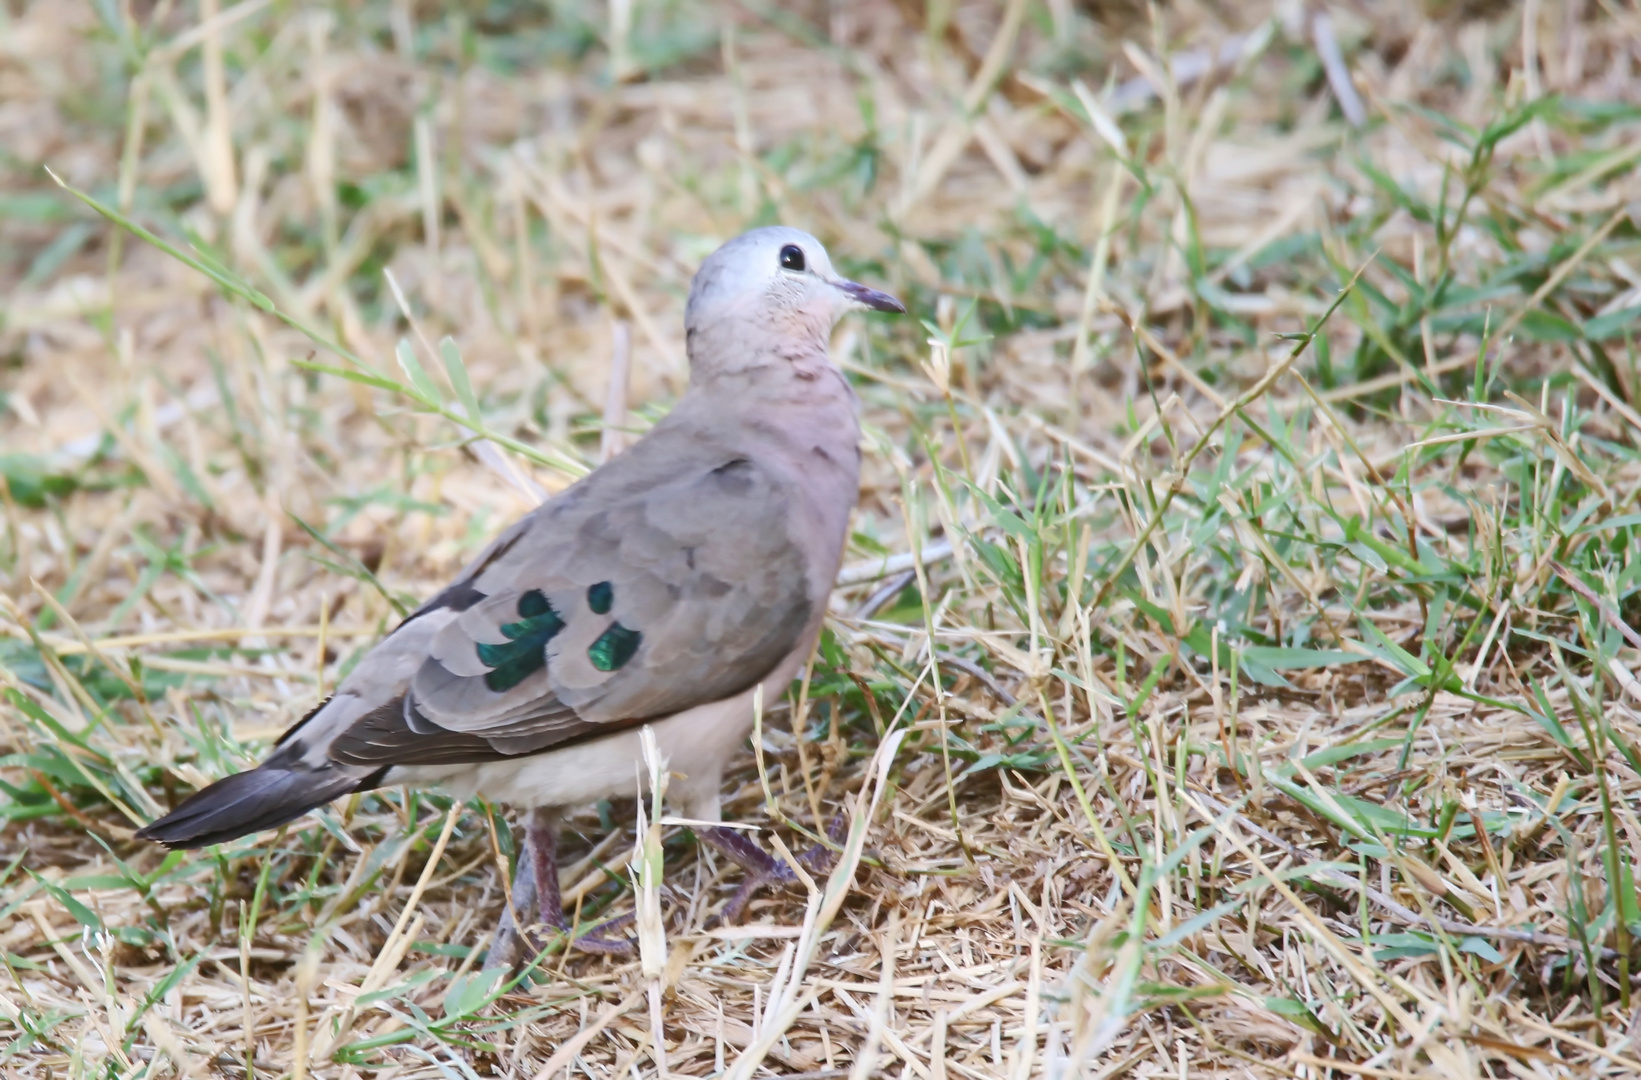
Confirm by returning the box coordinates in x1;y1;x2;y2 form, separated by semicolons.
134;765;383;849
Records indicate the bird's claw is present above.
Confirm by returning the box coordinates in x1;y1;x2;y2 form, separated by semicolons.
709;815;847;924
560;911;637;956
487;913;637;969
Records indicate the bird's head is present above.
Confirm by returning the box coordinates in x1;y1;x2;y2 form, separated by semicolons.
684;226;904;376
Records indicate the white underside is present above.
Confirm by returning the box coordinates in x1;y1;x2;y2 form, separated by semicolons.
384;678;777;822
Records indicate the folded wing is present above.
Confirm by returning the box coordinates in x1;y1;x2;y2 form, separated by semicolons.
327;449;814;767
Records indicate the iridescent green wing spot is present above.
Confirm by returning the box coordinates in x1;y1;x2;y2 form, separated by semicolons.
587;581;613;614
588;622;641;672
477;590;564;692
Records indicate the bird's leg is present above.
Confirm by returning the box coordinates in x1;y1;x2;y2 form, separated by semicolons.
702;815;847;924
700;825;783;876
485;809;634;966
801;813;848;874
529;809;636;957
483;816;542;971
527;807;566;932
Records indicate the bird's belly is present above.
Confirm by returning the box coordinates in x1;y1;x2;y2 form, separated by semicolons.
389;683;766;810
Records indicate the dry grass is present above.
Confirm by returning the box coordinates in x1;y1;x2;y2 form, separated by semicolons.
5;0;1641;1076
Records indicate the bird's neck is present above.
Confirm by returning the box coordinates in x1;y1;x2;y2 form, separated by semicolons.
688;330;847;398
684;329;862;479
685;337;860;462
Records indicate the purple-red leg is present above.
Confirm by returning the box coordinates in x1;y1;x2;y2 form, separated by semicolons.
531;809;637;956
526;808;567;931
701;816;846;923
487;808;635;968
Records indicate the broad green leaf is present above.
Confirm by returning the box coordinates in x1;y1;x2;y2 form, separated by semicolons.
395;339;441;404
1459;936;1504;963
1584;305;1641;341
443;967;506;1019
1574;511;1641;534
28;871;102;930
1299;737;1404;770
1519;308;1582;342
439;336;482;421
1356;618;1431;677
1241;646;1362;670
1152;898;1243;949
962;480;1033;539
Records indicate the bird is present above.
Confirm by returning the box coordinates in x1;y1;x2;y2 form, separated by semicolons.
134;226;905;968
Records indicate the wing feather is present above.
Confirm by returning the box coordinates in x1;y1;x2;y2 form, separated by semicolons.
325;435;815;768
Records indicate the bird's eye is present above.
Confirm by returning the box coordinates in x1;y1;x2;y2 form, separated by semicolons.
779;244;806;272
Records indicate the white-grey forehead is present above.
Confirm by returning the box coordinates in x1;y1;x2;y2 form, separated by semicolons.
687;226;833;310
710;226;827;265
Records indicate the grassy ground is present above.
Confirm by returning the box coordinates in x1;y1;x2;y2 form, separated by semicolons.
4;0;1641;1075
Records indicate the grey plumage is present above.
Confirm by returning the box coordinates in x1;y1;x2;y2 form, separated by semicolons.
135;227;903;960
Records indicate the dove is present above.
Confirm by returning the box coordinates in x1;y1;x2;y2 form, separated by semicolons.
134;226;904;967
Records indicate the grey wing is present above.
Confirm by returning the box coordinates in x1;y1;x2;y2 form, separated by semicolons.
328;455;814;767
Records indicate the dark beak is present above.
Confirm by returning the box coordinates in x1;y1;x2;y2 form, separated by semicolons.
834;279;907;314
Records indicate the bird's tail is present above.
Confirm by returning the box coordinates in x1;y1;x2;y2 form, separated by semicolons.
134;763;385;849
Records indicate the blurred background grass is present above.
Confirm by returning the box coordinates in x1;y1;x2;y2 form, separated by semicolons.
5;0;1641;1076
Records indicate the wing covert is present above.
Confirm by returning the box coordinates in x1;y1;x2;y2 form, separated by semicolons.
327;449;814;768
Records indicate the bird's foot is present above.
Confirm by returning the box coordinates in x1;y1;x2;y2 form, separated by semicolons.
561;911;637;955
703;816;845;924
486;914;637;968
485;907;533;971
485;809;640;967
484;927;529;972
484;843;542;971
